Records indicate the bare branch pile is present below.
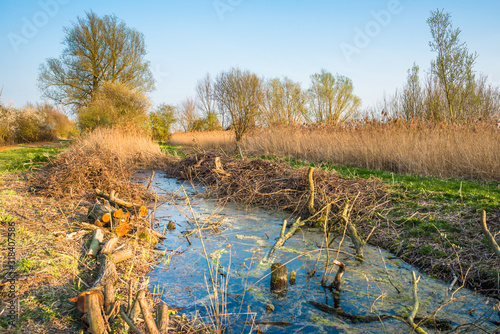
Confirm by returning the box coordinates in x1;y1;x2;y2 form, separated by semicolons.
166;152;389;222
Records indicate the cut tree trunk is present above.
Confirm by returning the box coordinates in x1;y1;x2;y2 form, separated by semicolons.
307;167;316;215
86;291;108;334
156;303;170;333
104;282;115;316
270;263;288;293
87;229;104;258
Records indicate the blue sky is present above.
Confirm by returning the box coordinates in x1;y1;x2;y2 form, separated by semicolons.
1;0;499;111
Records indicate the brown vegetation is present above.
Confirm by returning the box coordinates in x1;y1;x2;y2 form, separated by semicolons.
166;152;389;222
29;126;168;200
170;120;500;181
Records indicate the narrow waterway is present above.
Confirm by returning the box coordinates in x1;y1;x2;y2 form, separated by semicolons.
146;171;498;333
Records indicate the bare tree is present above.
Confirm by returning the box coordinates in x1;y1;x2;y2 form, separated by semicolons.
214;68;263;152
38;11;154;109
195;74;221;130
427;9;477;121
400;63;424;120
262;77;308;126
308;69;360;124
177;97;198;132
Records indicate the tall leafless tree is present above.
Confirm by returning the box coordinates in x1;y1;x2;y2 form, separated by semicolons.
214;68;263;153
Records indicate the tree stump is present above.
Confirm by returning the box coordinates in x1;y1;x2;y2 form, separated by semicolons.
270;263;288;293
86;291;107;334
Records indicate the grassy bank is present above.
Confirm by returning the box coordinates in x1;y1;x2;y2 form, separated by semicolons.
164;140;500;297
0;143;66;173
0;130;199;333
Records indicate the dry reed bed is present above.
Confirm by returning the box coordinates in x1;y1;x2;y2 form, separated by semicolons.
170;121;500;181
166;152;389;221
29;127;168;201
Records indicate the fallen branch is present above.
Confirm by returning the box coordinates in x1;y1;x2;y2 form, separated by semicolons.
307;167;316;215
479;210;500;258
330;259;346;291
408;271;427;334
342;204;364;260
95;189;142;209
139;298;160;334
119;311;143;334
262;218;303;264
308;301;451;330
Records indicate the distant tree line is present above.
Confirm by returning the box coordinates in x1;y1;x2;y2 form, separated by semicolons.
31;9;499;148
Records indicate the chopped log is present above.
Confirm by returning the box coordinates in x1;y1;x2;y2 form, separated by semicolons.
101;237;119;254
270;263;287;293
156;303;170;333
69;290;104;313
113;209;123;219
342;204;364;260
111;248;134;264
479;210;500;258
115;222;131;237
88;202;112;222
119;311;143;334
86;291;108;334
95;189;142;208
262;218;303;264
124;211;131;222
307;167;316;215
104;283;115;316
129;289;146;321
87;228;104;258
93;253;118;288
139;298;160;334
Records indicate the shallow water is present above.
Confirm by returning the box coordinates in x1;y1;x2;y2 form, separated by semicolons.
147;171;499;333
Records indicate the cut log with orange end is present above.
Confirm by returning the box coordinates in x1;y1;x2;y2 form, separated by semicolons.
102;213;111;223
139;205;148;218
69;290;104;313
115;223;130;237
113;209;123;219
94;220;104;227
123;211;131;222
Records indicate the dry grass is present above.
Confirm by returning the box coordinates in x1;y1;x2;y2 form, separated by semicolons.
170;130;235;153
29;126;169;201
170;121;500;181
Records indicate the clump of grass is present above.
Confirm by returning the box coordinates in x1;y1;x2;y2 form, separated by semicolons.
0;145;65;173
28;126;168;201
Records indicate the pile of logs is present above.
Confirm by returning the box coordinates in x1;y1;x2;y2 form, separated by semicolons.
68;188;176;334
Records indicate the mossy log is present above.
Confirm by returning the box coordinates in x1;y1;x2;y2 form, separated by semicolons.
270;263;288;292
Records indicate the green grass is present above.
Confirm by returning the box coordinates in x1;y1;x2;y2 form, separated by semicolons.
260;155;500;213
0;144;66;173
158;143;187;158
